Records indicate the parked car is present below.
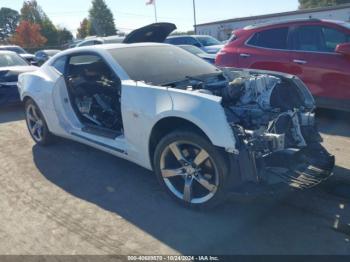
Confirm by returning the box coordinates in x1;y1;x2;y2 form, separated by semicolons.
18;34;334;208
178;45;216;64
0;45;36;64
216;19;350;111
35;49;61;65
76;35;125;47
76;23;177;48
0;51;38;106
165;35;224;54
68;40;83;48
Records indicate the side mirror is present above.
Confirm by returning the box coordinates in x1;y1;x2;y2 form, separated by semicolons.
335;42;350;57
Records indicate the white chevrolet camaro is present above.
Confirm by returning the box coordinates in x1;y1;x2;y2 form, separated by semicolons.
17;25;334;208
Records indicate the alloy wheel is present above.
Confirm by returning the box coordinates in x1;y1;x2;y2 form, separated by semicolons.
160;141;219;204
26;103;44;142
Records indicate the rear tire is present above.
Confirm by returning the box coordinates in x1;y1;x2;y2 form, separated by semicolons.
153;130;231;209
24;99;54;146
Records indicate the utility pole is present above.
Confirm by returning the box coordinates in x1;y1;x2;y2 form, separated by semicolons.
193;0;197;34
153;0;158;22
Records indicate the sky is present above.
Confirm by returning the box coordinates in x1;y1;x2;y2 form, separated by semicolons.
1;0;299;35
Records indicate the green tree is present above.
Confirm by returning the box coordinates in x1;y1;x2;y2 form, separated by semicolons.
20;0;43;24
20;0;58;47
41;16;58;47
57;27;73;45
0;8;20;40
88;0;116;36
77;18;91;39
299;0;350;9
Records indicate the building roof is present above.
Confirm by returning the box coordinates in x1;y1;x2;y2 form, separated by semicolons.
196;4;350;27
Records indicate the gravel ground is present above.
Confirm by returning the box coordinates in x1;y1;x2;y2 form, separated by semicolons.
0;106;349;255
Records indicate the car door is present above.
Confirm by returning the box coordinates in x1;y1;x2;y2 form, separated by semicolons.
289;24;350;108
238;26;292;73
49;55;83;133
50;52;128;154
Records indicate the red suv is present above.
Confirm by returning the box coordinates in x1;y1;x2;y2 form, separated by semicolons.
216;19;350;111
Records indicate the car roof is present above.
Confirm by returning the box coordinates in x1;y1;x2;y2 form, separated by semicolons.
103;35;125;40
37;49;61;52
243;18;347;30
0;50;18;55
51;42;173;58
0;45;21;48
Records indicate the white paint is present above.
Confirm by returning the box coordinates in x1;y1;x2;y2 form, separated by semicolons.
18;43;237;171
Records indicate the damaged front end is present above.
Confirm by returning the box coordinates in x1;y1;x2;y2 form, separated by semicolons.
221;69;335;190
168;68;335;191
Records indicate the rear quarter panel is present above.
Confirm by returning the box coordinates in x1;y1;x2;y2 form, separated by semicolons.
18;68;58;132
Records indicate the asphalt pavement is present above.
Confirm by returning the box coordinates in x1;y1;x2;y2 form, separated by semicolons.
0;106;349;255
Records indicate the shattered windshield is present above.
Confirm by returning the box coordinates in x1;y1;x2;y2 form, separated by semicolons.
109;45;220;85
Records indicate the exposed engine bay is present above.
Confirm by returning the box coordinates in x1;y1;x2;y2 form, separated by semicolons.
165;68;335;189
67;61;123;133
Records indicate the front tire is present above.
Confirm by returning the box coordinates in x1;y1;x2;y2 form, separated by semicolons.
154;130;231;209
25;99;53;146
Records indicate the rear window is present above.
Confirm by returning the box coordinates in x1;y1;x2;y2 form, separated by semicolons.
248;27;289;49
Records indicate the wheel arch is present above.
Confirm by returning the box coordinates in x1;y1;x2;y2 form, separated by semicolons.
22;95;34;104
22;95;53;132
148;116;212;168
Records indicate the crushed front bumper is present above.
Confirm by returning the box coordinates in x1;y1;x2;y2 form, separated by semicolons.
263;144;335;189
228;143;335;195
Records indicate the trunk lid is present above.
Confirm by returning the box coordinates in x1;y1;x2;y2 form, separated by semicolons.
123;23;177;44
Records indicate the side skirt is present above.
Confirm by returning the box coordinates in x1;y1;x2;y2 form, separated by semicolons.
70;131;128;155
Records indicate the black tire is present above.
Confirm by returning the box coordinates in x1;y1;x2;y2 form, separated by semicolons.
153;130;231;209
24;99;54;146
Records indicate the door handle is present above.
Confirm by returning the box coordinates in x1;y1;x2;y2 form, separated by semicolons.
293;59;307;65
240;53;251;58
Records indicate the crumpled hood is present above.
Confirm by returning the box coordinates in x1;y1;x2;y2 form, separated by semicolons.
123;22;177;44
203;44;224;54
